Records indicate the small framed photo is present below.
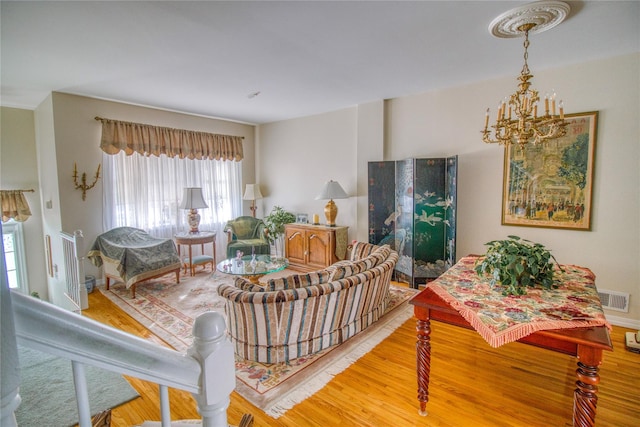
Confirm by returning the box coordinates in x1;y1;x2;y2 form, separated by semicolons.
296;213;308;223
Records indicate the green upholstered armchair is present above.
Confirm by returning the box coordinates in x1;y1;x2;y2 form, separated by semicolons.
224;216;271;258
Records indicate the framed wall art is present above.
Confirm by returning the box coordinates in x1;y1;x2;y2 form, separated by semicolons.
501;111;598;230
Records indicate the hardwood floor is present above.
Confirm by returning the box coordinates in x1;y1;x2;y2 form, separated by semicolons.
83;286;640;426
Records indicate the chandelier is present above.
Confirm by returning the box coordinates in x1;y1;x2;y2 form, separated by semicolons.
482;1;571;147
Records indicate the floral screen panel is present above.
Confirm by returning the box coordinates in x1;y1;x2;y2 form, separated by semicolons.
368;157;457;288
367;161;396;249
395;159;415;278
445;156;458;269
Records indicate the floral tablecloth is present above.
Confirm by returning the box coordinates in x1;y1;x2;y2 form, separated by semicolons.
428;256;611;347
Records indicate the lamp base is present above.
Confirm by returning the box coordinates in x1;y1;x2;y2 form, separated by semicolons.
324;199;337;227
187;209;201;233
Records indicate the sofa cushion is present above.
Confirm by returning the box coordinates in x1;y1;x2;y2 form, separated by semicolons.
329;259;371;281
349;241;379;261
265;270;331;291
326;262;349;281
367;245;392;267
234;276;265;292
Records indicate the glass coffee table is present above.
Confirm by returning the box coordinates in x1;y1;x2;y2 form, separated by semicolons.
216;254;288;284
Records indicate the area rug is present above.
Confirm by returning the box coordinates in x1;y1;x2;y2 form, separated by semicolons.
15;345;139;427
99;271;417;417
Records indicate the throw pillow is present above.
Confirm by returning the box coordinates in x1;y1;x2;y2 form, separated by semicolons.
367;244;392;267
234;277;265;292
265;270;331;291
349;241;379;261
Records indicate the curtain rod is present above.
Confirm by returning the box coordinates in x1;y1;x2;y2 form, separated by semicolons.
0;189;35;193
94;116;245;139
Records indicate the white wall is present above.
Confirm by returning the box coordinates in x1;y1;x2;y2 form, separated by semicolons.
257;53;640;326
2;93;255;305
257;107;358;236
0;107;47;298
4;53;638;325
44;94;255;289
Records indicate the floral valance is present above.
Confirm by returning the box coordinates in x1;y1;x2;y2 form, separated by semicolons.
1;190;33;222
95;117;244;161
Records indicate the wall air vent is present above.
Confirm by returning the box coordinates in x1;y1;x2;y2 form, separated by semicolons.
597;289;630;312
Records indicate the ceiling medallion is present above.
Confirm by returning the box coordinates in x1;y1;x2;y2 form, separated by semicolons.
489;0;570;38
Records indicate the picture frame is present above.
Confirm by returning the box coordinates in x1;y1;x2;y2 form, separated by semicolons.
501;111;598;231
296;213;308;224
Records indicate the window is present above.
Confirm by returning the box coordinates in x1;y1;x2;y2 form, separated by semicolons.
2;220;29;293
103;151;243;241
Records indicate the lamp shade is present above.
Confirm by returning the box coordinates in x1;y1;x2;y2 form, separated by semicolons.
179;187;208;210
243;184;263;201
315;180;348;200
315;180;348;227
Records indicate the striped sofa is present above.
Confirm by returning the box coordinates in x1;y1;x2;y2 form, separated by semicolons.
217;242;398;363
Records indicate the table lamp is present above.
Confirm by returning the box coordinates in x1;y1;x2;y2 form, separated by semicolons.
315;180;348;226
243;184;263;218
180;187;208;233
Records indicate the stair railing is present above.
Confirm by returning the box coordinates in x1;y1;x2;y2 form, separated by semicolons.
60;230;88;311
4;289;235;427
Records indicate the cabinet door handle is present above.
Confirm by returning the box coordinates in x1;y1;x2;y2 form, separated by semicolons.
288;231;301;241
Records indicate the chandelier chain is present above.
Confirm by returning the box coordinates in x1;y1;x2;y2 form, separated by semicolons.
522;29;530;76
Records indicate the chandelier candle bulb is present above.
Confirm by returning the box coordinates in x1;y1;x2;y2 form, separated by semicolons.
559;100;564;119
485;109;490;129
545;95;550;115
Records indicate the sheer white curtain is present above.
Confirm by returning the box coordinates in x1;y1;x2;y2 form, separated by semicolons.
103;151;243;260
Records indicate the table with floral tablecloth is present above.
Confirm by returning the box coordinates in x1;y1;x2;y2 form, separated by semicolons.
426;256;611;348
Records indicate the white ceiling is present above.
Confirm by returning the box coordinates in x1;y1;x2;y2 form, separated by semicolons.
1;1;639;124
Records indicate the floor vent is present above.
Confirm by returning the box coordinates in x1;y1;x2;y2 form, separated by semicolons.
597;289;630;312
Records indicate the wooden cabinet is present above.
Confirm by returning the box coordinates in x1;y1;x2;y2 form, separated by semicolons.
284;224;348;271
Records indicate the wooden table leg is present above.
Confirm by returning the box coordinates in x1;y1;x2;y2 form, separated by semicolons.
416;317;432;416
189;244;194;276
573;345;604;427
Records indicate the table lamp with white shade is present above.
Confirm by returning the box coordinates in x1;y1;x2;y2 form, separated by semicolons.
315;180;348;227
243;184;263;218
180;187;208;233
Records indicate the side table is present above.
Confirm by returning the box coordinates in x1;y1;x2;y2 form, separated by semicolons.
175;231;216;276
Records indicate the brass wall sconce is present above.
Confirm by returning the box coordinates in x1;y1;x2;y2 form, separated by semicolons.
73;162;101;201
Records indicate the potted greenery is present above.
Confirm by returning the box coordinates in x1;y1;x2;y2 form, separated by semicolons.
264;206;296;259
474;235;561;296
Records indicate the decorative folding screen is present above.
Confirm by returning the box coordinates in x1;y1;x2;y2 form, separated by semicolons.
368;156;458;288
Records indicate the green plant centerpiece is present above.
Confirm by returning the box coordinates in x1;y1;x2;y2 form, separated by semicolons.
474;235;561;296
263;206;296;259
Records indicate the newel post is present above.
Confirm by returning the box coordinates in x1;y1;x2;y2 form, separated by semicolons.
187;311;236;427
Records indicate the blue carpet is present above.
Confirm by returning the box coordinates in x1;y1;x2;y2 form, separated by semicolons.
15;345;139;427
